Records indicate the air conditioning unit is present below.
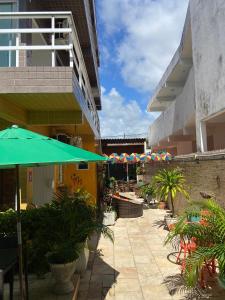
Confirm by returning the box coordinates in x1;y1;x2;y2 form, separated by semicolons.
70;136;82;148
55;133;70;144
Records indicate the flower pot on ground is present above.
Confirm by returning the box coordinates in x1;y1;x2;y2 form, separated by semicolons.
218;276;225;289
137;174;144;183
48;242;79;294
139;184;156;206
103;211;116;226
75;239;90;276
103;206;116;226
136;165;144;183
50;261;76;294
164;214;178;228
158;201;166;210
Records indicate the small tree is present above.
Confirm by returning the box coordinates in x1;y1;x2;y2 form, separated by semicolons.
153;168;189;217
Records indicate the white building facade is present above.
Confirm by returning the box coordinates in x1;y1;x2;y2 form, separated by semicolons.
148;0;225;155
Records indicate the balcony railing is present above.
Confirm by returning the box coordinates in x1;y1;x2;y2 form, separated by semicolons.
0;11;100;134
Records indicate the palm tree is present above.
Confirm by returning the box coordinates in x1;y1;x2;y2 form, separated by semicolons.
153;168;189;217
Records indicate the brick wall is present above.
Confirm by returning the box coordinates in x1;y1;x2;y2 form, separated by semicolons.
0;67;73;93
143;158;225;214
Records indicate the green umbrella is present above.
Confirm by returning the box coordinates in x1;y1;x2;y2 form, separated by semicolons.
0;125;105;167
0;125;106;299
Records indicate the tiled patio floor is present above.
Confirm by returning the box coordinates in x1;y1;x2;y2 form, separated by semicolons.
78;208;225;300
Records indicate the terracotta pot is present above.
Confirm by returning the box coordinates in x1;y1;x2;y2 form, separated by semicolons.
158;201;166;209
50;260;76;294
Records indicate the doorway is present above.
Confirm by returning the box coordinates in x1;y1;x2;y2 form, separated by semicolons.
0;169;16;210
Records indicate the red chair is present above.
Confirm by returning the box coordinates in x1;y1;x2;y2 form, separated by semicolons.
176;237;197;273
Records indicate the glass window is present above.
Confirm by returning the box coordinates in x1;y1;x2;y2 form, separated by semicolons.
77;162;89;170
0;3;16;67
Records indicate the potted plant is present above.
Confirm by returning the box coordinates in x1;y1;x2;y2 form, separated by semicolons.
140;184;156;206
75;239;90;276
153;168;189;227
109;177;116;192
166;199;225;289
186;205;201;223
158;199;166;210
136;165;144;183
103;204;117;226
47;241;79;294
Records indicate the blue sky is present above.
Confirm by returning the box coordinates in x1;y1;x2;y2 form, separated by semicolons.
96;0;189;137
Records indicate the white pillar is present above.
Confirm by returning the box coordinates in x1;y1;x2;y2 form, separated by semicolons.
16;33;20;67
51;17;55;67
69;33;73;67
199;121;208;152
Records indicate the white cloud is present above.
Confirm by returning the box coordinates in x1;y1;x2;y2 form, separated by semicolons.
99;87;155;137
98;0;189;93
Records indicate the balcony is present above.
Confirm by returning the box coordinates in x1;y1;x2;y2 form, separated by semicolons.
0;11;100;137
148;67;196;147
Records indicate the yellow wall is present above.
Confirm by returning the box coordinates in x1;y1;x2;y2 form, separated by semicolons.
56;135;98;204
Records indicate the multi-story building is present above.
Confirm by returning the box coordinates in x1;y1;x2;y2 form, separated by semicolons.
148;0;225;156
0;0;102;209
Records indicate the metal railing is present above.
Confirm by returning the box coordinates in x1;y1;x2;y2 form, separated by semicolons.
0;11;100;134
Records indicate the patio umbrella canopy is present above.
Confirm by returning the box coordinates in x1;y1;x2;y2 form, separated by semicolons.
0;125;106;167
0;125;106;300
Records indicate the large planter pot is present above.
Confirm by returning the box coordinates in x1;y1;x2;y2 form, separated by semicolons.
218;276;225;289
103;211;116;226
50;260;76;294
158;201;166;209
188;215;201;223
137;175;144;183
164;215;178;229
75;241;89;276
87;234;98;251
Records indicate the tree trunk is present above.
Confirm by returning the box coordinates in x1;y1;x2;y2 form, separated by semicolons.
170;191;175;217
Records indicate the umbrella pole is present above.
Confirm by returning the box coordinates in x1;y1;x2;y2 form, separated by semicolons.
107;163;110;179
126;163;129;182
16;165;25;300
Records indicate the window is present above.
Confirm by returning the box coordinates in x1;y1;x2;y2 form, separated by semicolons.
77;162;89;170
0;2;16;67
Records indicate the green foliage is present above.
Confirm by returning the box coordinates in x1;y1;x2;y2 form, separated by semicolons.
139;184;156;199
153;168;189;217
47;241;79;264
0;188;113;274
136;166;144;175
0;209;17;235
165;199;225;288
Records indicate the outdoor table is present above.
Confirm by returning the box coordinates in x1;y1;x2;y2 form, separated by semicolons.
0;248;17;300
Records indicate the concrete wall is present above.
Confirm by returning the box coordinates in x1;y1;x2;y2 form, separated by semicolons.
144;158;225;214
190;0;225;150
33;166;54;206
148;67;195;146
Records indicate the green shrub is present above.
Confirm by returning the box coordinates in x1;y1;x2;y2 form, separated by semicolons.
0;188;113;274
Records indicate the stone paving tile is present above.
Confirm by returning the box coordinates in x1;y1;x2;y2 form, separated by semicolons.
77;208;225;300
